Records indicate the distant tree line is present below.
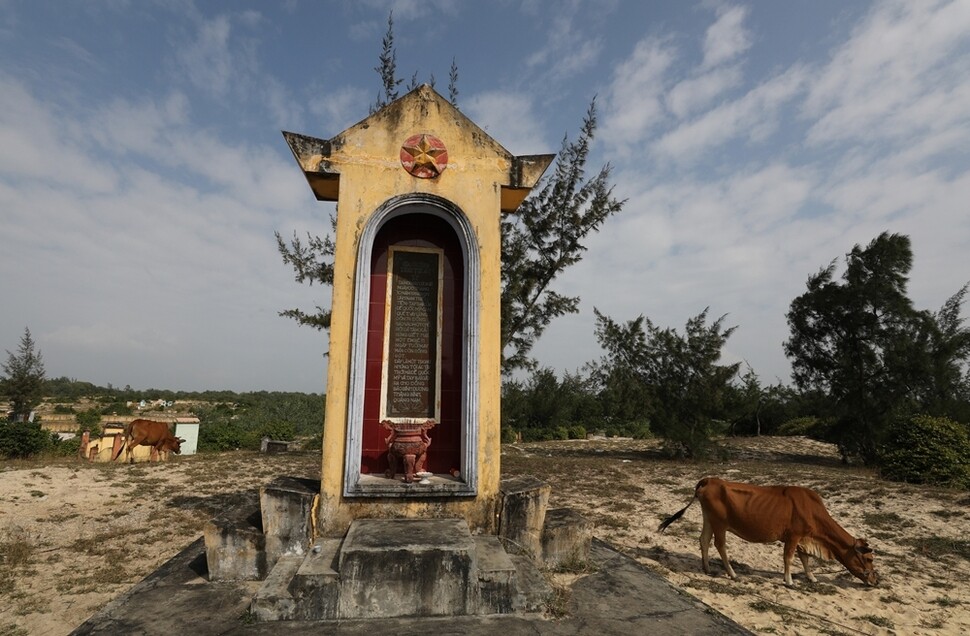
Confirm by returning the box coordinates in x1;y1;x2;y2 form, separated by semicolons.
502;233;970;489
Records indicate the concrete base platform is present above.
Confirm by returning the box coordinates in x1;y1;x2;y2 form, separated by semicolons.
71;538;752;635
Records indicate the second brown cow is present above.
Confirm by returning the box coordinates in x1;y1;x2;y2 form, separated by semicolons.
111;419;184;463
658;477;878;586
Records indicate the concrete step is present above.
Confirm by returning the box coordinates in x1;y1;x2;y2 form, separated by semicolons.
337;518;478;619
290;537;342;620
203;506;267;582
249;554;302;621
474;534;520;614
510;553;553;612
247;518;556;622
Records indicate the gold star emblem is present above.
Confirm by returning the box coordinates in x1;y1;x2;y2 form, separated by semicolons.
400;133;448;178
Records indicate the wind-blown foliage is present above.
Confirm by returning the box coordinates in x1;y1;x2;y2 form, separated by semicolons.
785;232;970;463
591;308;740;458
371;12;402;112
501;99;624;372
275;228;335;331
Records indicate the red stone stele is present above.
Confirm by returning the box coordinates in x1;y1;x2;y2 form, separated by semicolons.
382;419;436;483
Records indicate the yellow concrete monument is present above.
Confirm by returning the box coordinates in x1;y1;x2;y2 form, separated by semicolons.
284;85;553;535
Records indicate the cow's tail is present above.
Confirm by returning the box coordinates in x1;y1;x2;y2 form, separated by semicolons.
111;421;134;462
657;479;706;533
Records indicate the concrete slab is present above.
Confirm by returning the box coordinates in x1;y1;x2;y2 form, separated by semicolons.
291;537;341;620
259;476;319;568
250;554;302;621
72;538;752;635
474;535;521;614
541;507;592;568
337;518;477;618
204;506;267;581
499;476;550;559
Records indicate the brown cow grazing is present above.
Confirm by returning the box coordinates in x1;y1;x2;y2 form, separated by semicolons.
658;477;877;587
111;419;185;463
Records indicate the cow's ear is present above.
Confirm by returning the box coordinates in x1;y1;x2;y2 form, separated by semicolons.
178;437;186;443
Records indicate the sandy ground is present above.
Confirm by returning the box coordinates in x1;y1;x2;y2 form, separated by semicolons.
2;437;969;636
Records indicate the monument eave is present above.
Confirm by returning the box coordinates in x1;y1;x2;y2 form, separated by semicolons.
500;153;556;212
282;130;341;201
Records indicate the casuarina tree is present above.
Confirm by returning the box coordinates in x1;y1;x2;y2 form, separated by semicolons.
785;232;970;463
592;308;739;458
2;327;46;422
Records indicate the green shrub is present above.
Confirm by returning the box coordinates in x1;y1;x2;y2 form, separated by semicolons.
302;433;323;451
626;419;651;439
500;426;518;444
879;415;970;489
51;436;82;457
75;409;102;434
257;420;296;441
520;428;548;442
0;422;56;459
776;416;820;436
567;425;587;440
198;421;260;452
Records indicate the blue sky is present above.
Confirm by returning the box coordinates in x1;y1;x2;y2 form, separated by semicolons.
1;1;968;393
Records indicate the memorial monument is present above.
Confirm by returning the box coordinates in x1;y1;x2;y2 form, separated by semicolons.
283;84;553;534
201;84;592;621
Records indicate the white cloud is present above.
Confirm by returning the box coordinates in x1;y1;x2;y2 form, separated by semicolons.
308;86;374;133
600;36;675;149
702;4;751;69
524;3;602;81
665;65;742;119
176;14;234;97
0;75;118;193
804;0;970;148
463;90;549;156
652;65;806;162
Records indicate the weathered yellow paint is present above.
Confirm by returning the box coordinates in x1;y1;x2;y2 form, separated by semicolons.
285;85;553;535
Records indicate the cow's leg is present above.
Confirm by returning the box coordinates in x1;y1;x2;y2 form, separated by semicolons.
796;545;817;583
713;528;737;579
700;518;713;575
782;540;798;586
127;434;145;463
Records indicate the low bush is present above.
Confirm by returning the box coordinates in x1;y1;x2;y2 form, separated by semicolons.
0;422;56;459
567;425;587;440
879;415;970;489
776;416;821;437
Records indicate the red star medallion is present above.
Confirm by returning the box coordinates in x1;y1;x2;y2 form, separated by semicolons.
400;133;448;179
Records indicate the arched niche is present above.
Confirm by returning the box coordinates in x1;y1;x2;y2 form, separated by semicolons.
343;194;480;497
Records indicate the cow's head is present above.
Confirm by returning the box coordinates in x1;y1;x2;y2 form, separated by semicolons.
847;538;878;586
165;437;185;455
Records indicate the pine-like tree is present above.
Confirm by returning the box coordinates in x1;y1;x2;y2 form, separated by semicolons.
591;308;739;458
785;232;970;463
2;327;47;422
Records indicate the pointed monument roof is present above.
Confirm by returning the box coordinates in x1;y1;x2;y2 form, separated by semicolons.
283;84;554;212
